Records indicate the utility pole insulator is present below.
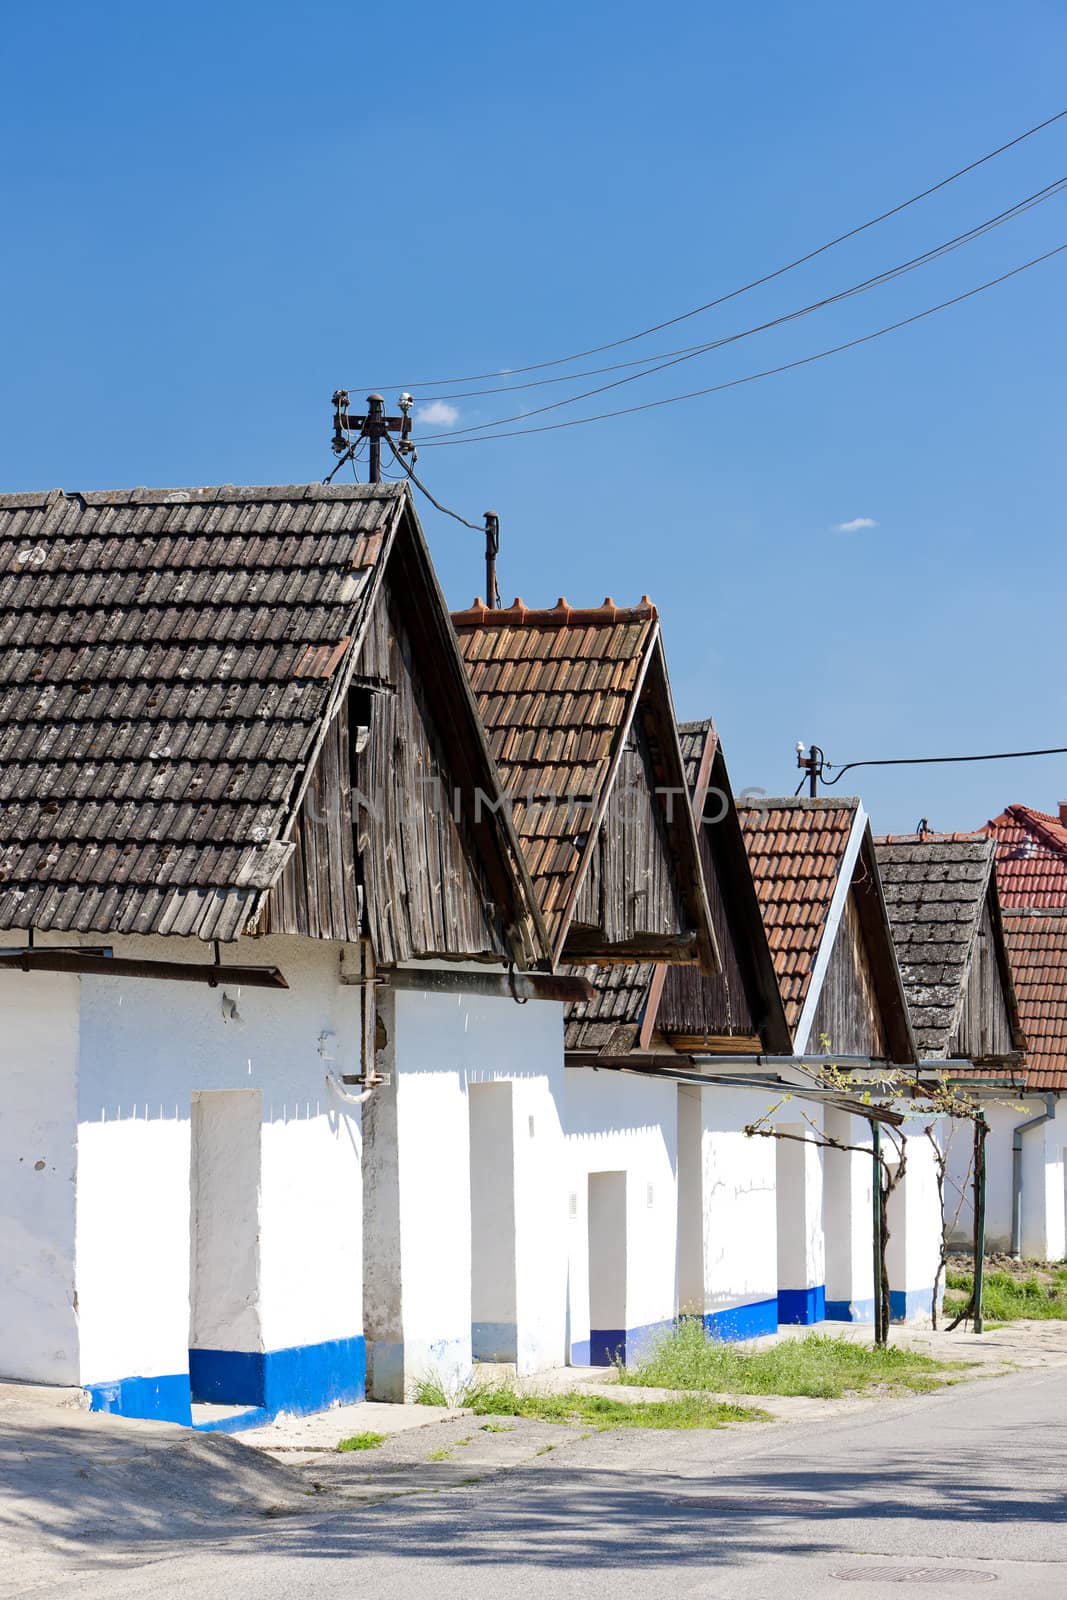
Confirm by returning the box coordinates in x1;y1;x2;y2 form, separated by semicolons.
796;742;824;798
484;512;501;610
330;391;412;485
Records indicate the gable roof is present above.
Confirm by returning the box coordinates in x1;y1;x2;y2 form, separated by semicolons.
738;797;914;1061
564;717;791;1056
738;798;859;1040
0;483;543;951
874;832;1022;1059
985;804;1067;909
451;597;716;971
1001;911;1067;1090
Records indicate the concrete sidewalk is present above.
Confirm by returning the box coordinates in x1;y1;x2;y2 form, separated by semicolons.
11;1359;1067;1600
0;1380;308;1599
4;1320;1066;1596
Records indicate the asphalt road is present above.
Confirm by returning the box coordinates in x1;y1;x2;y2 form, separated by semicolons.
14;1364;1067;1600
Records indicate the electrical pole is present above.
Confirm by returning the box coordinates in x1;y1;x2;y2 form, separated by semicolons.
484;512;500;609
796;742;824;797
331;391;414;484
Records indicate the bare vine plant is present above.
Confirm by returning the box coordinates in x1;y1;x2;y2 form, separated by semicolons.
743;1038;984;1348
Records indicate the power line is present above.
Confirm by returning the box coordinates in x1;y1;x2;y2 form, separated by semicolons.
322;432;488;534
352;105;1067;391
413;175;1067;442
410;240;1067;447
382;435;485;531
410;172;1067;408
820;745;1067;787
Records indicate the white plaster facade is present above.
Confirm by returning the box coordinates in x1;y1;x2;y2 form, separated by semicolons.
1;930;366;1425
564;1070;680;1363
2;935;958;1428
362;977;568;1401
671;1078;944;1338
0;967;81;1386
945;1094;1067;1261
684;1082;780;1339
823;1106;877;1321
884;1117;944;1322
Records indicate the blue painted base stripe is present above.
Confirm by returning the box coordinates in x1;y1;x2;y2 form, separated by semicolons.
826;1290;938;1323
700;1298;779;1342
472;1321;518;1362
192;1406;270;1434
777;1286;826;1325
189;1334;366;1415
87;1371;192;1426
190;1347;263;1406
581;1317;674;1367
589;1327;626;1366
890;1287;936;1322
825;1297;875;1323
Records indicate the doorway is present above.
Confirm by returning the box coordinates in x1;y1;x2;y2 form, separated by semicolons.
469;1082;517;1362
188;1089;262;1403
587;1170;627;1363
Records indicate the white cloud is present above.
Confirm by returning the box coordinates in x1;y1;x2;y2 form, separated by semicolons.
833;515;878;534
417;400;461;427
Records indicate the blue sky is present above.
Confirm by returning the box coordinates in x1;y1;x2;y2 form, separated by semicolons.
3;1;1066;832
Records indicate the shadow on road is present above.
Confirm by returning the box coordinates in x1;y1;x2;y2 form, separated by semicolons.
3;1416;1065;1578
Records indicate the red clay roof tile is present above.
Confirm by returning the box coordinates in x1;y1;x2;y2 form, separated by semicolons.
738;798;858;1033
985;805;1067;909
452;601;657;950
1000;911;1067;1089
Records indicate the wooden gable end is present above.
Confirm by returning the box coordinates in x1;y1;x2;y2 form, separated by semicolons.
951;893;1018;1063
257;707;361;942
564;714;689;962
260;575;514;963
810;888;889;1059
351;578;507;964
657;821;757;1046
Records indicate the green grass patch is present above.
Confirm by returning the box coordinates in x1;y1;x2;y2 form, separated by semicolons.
337;1431;386;1452
412;1374;453;1407
456;1381;766;1429
616;1321;963;1398
945;1268;1067;1321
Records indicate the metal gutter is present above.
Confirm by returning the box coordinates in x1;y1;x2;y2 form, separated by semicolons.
565;1056;906;1125
0;948;289;988
384;965;593;1004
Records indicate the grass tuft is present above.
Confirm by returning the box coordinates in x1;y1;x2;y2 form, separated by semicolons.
616;1321;963;1398
412;1374;453;1407
337;1431;386;1452
945;1268;1067;1322
451;1382;766;1429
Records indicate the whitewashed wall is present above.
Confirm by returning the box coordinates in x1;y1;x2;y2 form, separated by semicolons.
363;979;567;1400
1035;1101;1067;1262
884;1119;943;1322
565;1070;679;1363
0;966;81;1384
947;1096;1066;1261
945;1101;1016;1253
823;1107;876;1321
693;1083;781;1338
75;933;365;1412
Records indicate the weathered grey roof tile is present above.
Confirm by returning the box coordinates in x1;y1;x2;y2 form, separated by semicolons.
875;834;994;1056
0;482;405;940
